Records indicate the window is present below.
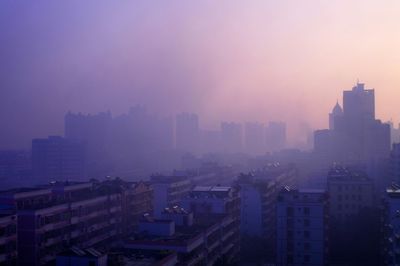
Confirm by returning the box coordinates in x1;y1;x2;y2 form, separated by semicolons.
304;231;310;238
304;208;310;216
304;219;310;227
287;207;294;216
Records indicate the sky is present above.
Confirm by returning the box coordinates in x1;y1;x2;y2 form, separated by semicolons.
0;0;400;149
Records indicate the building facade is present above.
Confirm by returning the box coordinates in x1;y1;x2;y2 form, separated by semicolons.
327;166;375;223
0;214;17;266
276;188;329;266
151;175;191;217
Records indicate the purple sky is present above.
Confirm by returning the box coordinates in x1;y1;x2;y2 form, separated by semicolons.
1;1;400;149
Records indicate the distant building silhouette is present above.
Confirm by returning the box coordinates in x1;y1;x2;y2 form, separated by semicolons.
244;122;265;155
221;122;243;153
265;121;286;152
175;113;199;153
314;82;390;166
32;136;87;182
329;101;343;130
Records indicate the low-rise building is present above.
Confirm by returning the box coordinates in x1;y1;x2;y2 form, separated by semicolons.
56;247;107;266
151;175;191;217
0;178;153;266
181;185;241;264
125;210;237;266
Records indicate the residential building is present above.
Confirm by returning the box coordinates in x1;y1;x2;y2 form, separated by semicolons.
181;186;241;264
276;188;329;266
327;166;375;223
382;184;400;266
122;181;153;235
150;175;191;217
390;144;400;185
238;164;297;238
0;214;17;266
56;247;107;266
125;206;238;266
0;178;152;266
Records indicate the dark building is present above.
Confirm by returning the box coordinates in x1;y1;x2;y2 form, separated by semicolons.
0;178;153;266
276;188;329;266
32;136;87;183
0;214;17;266
314;83;391;186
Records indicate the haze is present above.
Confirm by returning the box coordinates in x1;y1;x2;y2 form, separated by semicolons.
1;0;400;149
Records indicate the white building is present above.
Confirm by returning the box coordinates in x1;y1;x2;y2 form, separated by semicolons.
150;175;191;217
276;188;328;266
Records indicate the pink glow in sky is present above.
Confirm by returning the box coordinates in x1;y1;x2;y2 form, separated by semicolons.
0;0;400;148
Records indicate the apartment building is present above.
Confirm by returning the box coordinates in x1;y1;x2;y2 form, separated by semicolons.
0;178;153;266
276;188;329;266
327;166;375;222
151;175;191;217
0;214;17;266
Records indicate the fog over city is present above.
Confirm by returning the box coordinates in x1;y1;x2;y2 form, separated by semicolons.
1;0;400;149
2;2;400;266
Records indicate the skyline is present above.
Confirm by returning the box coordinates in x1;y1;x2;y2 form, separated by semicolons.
1;1;400;149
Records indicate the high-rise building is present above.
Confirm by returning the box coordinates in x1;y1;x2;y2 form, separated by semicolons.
221;122;243;153
175;113;199;153
390;144;400;185
329;102;343;130
265;122;286;152
276;188;329;266
32;136;87;183
314;82;390;166
343;82;375;121
244;122;265;155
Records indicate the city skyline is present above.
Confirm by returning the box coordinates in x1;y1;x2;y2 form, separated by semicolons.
1;1;400;149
